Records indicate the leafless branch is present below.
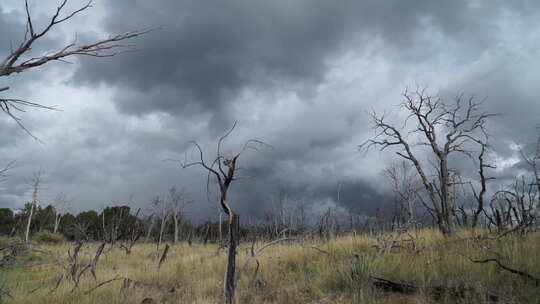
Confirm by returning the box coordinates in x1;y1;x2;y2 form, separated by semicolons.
361;87;497;235
0;0;150;133
464;255;540;285
90;242;106;279
157;244;170;269
83;276;122;295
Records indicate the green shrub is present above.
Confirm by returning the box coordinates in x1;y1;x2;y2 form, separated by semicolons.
33;231;64;244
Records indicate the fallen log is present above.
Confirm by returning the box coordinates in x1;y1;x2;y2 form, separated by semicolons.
370;276;499;302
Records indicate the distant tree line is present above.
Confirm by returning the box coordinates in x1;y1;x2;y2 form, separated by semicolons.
1;204;136;241
0;200;366;244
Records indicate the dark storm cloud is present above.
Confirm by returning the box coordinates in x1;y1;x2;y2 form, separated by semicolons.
219;160;393;222
73;0;515;123
2;0;540;222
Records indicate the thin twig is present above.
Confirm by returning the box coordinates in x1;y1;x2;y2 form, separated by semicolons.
83;276;122;295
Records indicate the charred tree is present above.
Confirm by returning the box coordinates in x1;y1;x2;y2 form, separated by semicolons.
361;88;497;235
176;122;268;304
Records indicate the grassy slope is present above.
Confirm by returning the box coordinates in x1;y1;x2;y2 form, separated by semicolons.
2;229;540;304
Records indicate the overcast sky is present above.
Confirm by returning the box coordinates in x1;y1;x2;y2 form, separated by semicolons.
0;0;539;221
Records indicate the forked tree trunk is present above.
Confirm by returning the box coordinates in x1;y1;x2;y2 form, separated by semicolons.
224;213;239;304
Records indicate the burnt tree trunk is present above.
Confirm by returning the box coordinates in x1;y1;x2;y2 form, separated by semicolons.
173;213;179;244
225;213;239;304
439;154;454;235
177;122;268;303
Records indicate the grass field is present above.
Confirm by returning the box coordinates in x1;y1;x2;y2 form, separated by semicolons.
1;229;539;303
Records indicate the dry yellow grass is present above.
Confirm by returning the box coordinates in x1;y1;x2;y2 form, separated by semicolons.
2;229;540;303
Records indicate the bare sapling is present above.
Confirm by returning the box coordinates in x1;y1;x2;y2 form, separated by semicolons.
174;122;269;304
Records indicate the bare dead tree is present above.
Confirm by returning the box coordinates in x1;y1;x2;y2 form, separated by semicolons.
486;191;514;231
152;196;169;251
520;135;540;206
294;198;308;234
317;207;340;240
384;161;421;226
119;209;144;255
144;214;155;243
361;88;497;235
266;190;293;238
58;241;106;292
167;187;191;244
52;192;71;234
24;169;43;243
0;0;149;135
174;122;268;304
469;141;496;228
489;176;538;233
102;203;129;244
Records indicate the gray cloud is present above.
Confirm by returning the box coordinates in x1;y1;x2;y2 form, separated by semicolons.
1;0;539;222
72;0;516;123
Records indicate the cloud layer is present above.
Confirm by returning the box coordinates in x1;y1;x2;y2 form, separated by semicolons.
1;0;539;222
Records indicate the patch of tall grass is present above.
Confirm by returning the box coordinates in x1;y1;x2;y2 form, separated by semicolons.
1;229;539;303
